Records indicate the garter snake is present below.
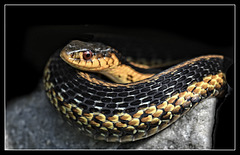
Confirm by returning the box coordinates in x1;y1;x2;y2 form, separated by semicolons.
43;40;229;142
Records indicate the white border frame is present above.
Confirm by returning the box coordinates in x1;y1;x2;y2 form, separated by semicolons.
4;4;236;151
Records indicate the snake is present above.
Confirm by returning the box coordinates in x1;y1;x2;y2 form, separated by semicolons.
43;40;229;143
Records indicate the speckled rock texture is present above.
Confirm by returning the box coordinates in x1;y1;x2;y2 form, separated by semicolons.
6;83;217;150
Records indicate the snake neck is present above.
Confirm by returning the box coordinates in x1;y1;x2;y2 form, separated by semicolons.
99;63;155;83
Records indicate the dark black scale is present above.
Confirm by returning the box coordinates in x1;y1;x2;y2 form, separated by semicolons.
178;75;186;82
135;93;146;99
130;100;141;106
164;72;174;78
164;87;174;94
138;104;148;111
96;91;106;96
113;109;123;115
75;95;84;102
118;103;129;107
162;79;171;85
151;83;161;89
195;67;203;73
95;102;105;107
101;109;112;115
158;85;167;91
89;107;100;113
88;88;97;94
201;70;209;77
186;71;195;77
185;78;193;84
78;84;87;91
160;95;170;101
82;92;91;98
78;102;90;111
124;96;135;102
101;97;111;102
84;82;95;88
90;95;101;100
54;85;61;92
72;87;83;94
173;68;183;75
145;82;153;87
153;92;163;98
202;61;209;68
72;79;80;86
155;76;164;83
66;90;75;97
189;65;198;71
171;74;180;81
147;89;157;96
172;89;180;96
180;69;189;75
67;99;76;105
102;87;112;92
209;66;216;74
56;77;63;84
113;87;123;92
181;84;189;92
124;87;134;92
61;84;69;91
106;104;117;108
61;92;69;100
112;98;123;102
85;100;95;105
168;80;177;87
141;87;151;92
133;83;145;89
118;92;128;97
149;100;159;105
129;90;140;95
92;85;103;91
193;73;201;79
142;96;152;102
106;92;117;97
125;107;137;115
67;81;74;88
47;50;225;120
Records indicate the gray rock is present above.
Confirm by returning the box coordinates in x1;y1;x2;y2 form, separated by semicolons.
6;83;217;149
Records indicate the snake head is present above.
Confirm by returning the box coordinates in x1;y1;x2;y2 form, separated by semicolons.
60;40;120;72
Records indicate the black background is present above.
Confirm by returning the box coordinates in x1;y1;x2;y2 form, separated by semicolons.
5;5;235;149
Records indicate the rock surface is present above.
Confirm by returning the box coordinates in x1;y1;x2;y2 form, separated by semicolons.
6;83;217;149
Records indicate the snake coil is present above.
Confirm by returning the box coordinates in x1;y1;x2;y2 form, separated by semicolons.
43;40;229;142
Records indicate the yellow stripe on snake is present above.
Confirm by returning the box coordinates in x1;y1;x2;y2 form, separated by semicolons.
43;40;229;142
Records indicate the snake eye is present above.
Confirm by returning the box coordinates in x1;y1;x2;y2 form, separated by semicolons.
83;50;93;60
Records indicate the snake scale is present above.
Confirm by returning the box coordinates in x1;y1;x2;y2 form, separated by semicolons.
43;40;229;142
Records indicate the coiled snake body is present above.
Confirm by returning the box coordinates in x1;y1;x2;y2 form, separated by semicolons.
43;40;228;142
